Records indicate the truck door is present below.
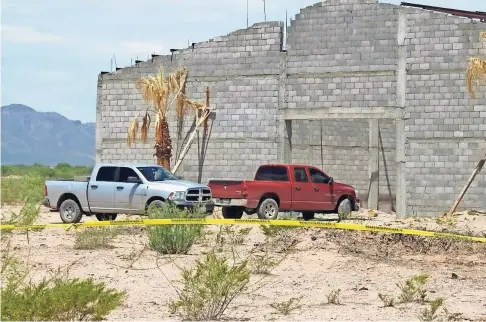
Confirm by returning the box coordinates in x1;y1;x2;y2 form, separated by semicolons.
292;167;316;210
88;166;116;212
114;166;146;213
308;167;334;211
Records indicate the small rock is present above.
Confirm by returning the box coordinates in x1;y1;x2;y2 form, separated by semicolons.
452;273;458;279
359;287;368;291
311;236;317;241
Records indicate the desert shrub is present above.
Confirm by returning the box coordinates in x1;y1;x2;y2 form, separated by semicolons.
397;273;429;303
1;175;45;204
222;225;252;245
1;201;40;226
2;277;125;321
1;243;125;321
74;227;119;250
418;297;444;322
249;249;280;275
326;289;342;305
259;224;299;254
270;296;303;315
1;164;91;205
147;203;206;254
169;252;251;320
378;293;395;307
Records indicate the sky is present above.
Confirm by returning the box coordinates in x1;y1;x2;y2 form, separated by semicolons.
1;0;485;123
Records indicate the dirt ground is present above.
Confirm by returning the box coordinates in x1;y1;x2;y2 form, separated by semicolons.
2;206;486;321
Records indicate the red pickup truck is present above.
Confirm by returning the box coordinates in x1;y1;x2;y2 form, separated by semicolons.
207;164;360;220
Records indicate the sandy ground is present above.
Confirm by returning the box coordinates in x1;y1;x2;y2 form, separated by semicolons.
2;206;486;321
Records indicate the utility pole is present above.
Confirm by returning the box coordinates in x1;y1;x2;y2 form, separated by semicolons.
263;0;266;21
247;0;249;27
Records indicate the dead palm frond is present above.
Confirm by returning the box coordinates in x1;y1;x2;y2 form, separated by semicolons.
140;111;151;143
127;118;139;146
466;57;486;98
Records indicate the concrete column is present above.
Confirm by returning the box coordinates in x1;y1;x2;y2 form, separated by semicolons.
395;8;407;218
368;119;379;209
277;51;289;163
95;74;103;164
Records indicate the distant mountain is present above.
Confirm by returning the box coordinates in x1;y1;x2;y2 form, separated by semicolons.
1;104;95;166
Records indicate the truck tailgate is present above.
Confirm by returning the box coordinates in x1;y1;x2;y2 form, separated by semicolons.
207;179;247;199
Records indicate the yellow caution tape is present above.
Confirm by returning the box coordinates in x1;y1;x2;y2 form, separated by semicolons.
1;218;485;243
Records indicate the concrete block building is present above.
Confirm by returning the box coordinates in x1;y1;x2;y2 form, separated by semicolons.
96;0;486;217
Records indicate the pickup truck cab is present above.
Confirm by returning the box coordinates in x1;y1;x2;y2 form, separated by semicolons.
43;163;214;223
208;164;360;220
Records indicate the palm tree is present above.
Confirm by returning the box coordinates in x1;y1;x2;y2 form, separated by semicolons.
127;66;205;169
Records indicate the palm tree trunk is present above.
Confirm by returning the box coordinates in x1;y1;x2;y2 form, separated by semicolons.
154;114;172;169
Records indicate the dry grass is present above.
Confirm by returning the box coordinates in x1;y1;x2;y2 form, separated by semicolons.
326;289;342;305
270;296;303;315
465;57;486;98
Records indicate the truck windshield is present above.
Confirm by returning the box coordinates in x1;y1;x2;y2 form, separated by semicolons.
137;166;179;182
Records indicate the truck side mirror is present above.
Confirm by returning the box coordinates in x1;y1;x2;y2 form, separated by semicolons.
328;177;334;184
127;176;141;183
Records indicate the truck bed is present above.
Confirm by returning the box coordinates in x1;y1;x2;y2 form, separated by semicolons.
207;179;247;199
44;180;89;210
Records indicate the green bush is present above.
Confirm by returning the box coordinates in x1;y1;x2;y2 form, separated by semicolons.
1;242;125;321
169;252;251;320
1;164;91;205
2;277;125;321
1;201;40;226
147;203;206;254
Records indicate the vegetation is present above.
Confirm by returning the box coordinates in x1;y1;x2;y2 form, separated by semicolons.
127;66;208;169
168;252;251;320
1;200;40;227
418;297;445;322
74;227;120;250
1;163;91;205
397;273;429;304
465;32;486;98
1;228;124;321
147;203;206;254
270;296;303;315
326;289;342;305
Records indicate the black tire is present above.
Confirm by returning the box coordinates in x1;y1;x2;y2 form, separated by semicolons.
222;207;244;219
302;212;315;221
257;198;279;220
59;199;83;224
147;199;165;216
336;198;352;216
95;214;118;221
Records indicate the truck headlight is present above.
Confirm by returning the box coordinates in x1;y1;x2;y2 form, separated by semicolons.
168;191;185;201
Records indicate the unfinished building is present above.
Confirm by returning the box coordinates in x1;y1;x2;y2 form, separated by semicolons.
96;0;486;217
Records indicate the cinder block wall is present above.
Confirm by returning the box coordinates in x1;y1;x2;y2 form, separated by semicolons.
285;0;399;211
403;8;486;216
96;0;486;216
96;22;283;181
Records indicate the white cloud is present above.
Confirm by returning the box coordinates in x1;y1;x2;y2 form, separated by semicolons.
2;24;63;44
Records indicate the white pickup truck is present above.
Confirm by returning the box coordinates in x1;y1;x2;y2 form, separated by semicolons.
43;163;214;223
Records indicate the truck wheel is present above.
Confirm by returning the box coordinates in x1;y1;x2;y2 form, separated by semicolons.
337;198;352;216
59;199;83;224
222;207;244;219
95;214;117;221
147;199;165;217
302;212;315;221
257;198;279;220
